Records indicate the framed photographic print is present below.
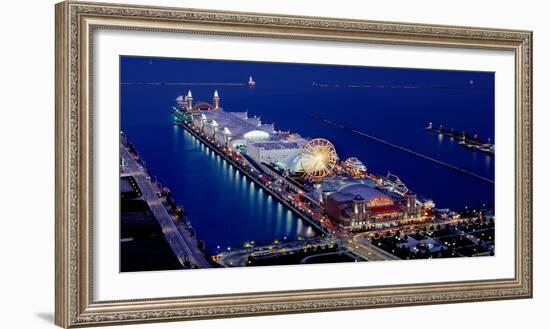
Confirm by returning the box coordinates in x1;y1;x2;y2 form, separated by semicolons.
55;1;533;327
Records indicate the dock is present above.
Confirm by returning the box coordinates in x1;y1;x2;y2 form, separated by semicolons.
426;123;494;156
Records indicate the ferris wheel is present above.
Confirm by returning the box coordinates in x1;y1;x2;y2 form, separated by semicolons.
300;138;338;180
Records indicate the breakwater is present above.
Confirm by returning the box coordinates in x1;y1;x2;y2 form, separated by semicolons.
310;113;494;184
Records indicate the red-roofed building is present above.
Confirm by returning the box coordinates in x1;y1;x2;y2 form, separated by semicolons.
324;184;415;230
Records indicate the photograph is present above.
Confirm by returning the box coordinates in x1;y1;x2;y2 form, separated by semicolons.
119;56;495;272
49;1;535;327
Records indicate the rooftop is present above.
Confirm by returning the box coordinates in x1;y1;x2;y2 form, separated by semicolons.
196;110;276;139
317;175;376;193
251;141;302;150
340;184;388;201
327;184;393;204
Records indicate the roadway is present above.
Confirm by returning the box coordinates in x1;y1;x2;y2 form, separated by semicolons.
120;142;211;269
215;238;343;267
215;234;399;265
349;234;401;261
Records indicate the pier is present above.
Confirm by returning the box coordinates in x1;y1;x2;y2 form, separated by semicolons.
168;88;494;262
310;112;494;184
426;123;494;156
173;116;331;237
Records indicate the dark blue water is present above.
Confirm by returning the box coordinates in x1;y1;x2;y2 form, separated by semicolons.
121;56;495;250
123;122;316;252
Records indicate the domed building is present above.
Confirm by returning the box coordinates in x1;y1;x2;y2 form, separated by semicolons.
273;150;305;174
325;183;404;230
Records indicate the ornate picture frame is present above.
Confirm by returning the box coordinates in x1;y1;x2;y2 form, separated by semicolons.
55;1;532;327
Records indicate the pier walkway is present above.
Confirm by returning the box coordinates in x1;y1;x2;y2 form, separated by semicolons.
120;143;211;269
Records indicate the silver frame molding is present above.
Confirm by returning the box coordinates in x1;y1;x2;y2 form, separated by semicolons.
55;1;533;327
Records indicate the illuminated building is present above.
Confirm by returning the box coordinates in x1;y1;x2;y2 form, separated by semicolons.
325;184;404;230
188;91;283;150
247;141;305;164
248;76;256;86
184;91;310;165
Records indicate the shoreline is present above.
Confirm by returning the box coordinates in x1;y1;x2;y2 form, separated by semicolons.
120;134;213;269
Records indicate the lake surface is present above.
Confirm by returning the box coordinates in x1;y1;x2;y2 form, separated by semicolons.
120;56;495;251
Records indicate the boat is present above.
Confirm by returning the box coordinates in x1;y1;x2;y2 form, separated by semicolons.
342;157;367;177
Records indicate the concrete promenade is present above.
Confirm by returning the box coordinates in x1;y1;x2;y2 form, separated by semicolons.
120;142;211;269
